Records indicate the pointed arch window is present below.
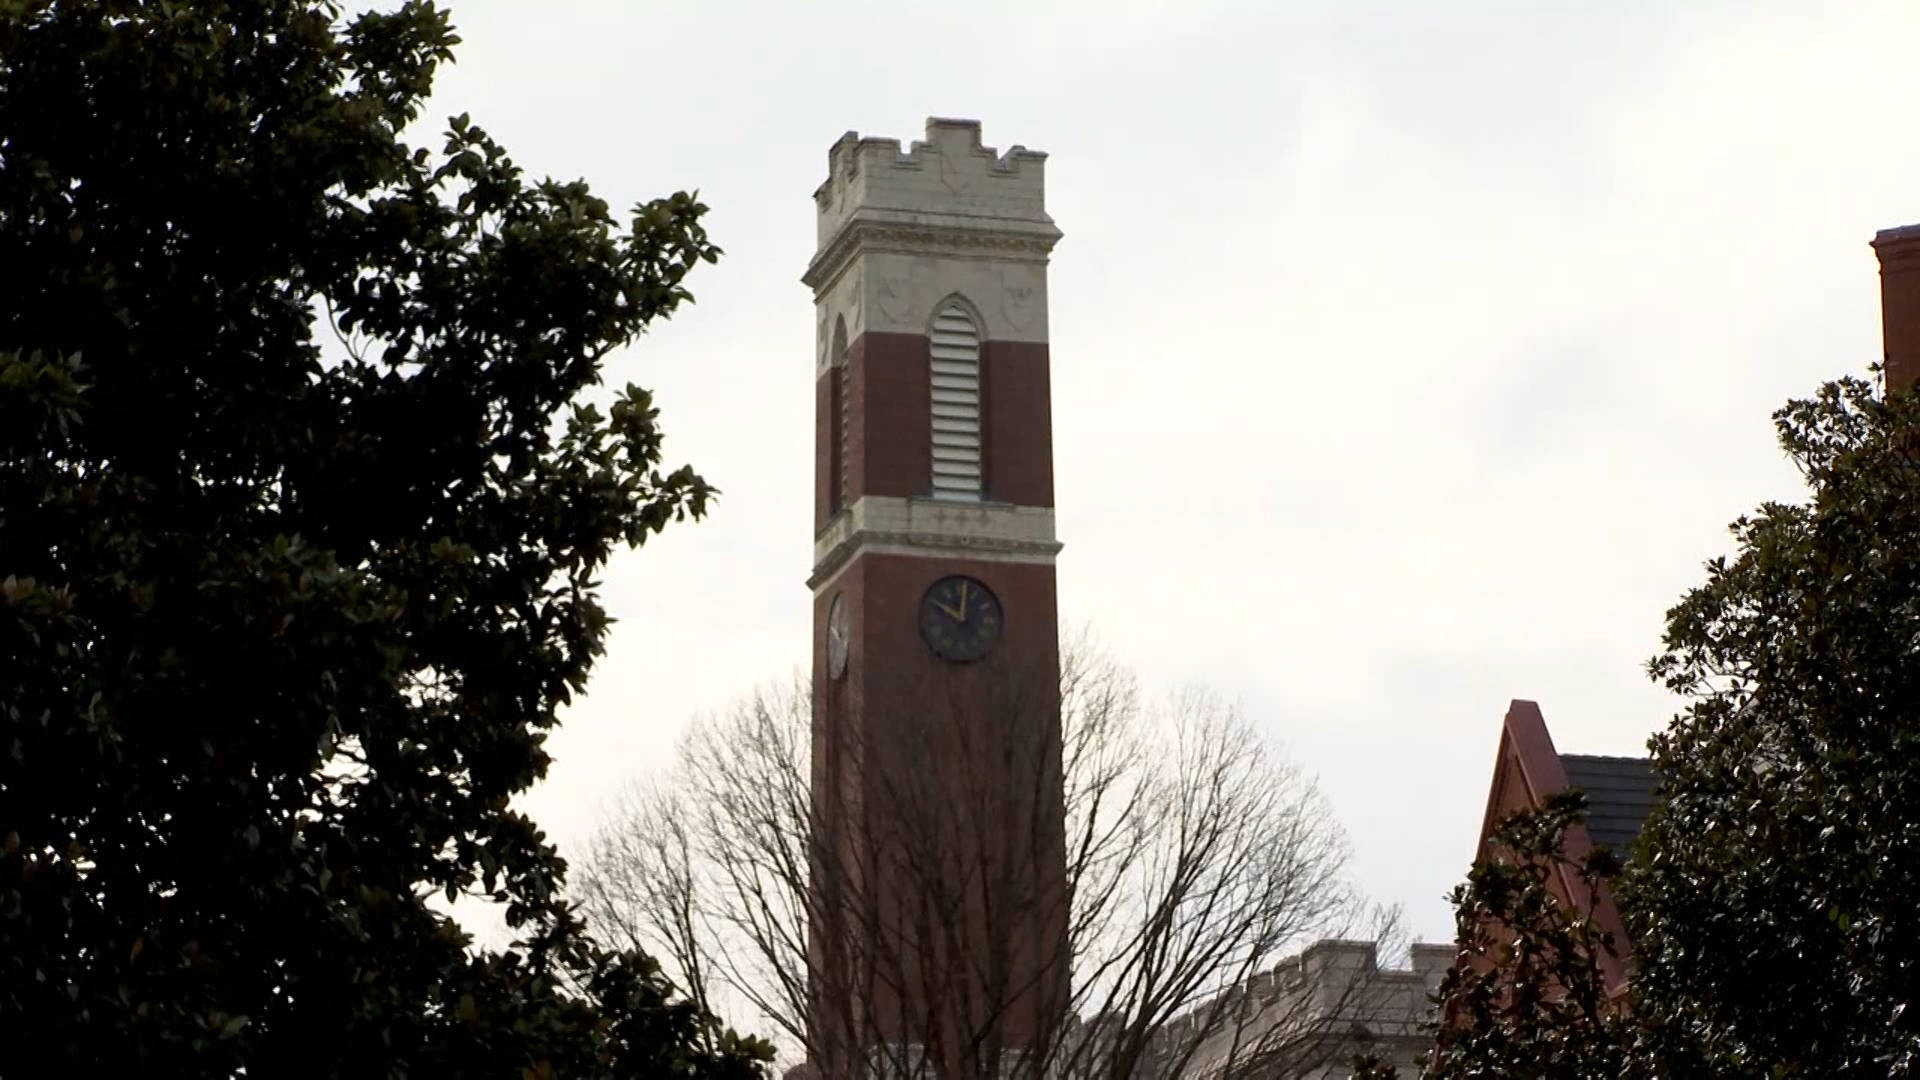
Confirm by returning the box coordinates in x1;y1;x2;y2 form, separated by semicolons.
929;302;982;500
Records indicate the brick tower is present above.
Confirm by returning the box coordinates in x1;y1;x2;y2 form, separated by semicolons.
801;118;1068;1078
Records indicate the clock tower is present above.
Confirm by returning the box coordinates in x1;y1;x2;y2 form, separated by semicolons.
801;119;1068;1078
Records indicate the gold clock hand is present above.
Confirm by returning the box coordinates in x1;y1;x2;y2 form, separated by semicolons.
957;580;970;614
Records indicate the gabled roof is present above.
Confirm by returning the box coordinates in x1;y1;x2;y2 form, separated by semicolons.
1475;701;1653;997
1559;754;1657;857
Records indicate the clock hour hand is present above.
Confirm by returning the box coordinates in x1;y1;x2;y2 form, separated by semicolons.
934;581;974;622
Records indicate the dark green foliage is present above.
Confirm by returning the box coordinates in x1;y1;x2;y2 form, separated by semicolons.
1421;792;1640;1080
0;1;768;1074
1369;375;1920;1079
1626;376;1920;1078
1351;794;1641;1080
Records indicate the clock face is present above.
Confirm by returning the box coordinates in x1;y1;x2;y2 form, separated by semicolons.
918;575;1002;663
826;593;850;680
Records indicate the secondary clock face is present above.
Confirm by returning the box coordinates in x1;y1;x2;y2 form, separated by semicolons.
918;575;1003;663
826;593;850;680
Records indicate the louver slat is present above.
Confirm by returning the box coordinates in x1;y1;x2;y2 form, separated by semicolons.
928;304;982;500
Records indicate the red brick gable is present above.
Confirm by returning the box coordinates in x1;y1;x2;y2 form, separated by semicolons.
1474;701;1642;999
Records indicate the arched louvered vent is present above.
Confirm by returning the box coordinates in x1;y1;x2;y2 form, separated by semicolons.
929;304;982;500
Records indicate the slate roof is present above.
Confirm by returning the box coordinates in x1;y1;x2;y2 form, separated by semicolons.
1559;754;1658;856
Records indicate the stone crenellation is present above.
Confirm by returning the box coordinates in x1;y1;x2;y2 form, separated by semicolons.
813;118;1056;250
1152;939;1451;1079
805;118;1062;351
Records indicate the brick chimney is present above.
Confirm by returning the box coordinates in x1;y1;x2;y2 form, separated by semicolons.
1872;225;1920;393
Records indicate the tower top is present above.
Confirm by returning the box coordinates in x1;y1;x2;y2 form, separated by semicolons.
810;118;1060;257
1874;223;1920;393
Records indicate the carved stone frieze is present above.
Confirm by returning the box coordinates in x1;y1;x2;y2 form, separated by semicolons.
808;495;1062;590
804;220;1059;294
807;226;1053;344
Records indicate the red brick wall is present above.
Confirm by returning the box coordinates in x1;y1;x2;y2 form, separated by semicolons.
829;331;1054;510
1474;702;1633;999
807;308;1065;1062
814;370;835;531
983;340;1053;507
811;551;1068;1057
848;331;932;503
1875;227;1920;394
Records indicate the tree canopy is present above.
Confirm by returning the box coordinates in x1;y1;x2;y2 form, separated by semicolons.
1626;375;1920;1078
1352;793;1643;1080
1368;375;1920;1079
0;1;766;1074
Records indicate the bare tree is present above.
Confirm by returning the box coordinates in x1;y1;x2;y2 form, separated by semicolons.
578;643;1391;1078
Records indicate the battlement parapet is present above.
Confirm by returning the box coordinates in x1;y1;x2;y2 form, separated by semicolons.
1150;939;1450;1077
812;117;1057;251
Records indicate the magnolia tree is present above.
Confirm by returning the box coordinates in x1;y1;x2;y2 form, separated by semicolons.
578;645;1392;1078
0;0;763;1073
1360;373;1920;1080
1351;793;1642;1080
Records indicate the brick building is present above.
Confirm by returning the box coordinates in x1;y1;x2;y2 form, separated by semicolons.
795;116;1459;1080
1472;701;1654;1000
1461;221;1920;1005
1166;942;1452;1079
801;117;1069;1079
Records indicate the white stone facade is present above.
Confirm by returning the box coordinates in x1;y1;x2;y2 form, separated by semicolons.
1160;940;1449;1079
805;117;1062;372
806;117;1064;585
809;494;1061;590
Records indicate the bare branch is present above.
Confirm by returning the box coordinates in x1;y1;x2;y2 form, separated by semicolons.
575;642;1386;1078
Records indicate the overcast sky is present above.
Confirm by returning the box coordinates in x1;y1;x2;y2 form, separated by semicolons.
417;1;1920;955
